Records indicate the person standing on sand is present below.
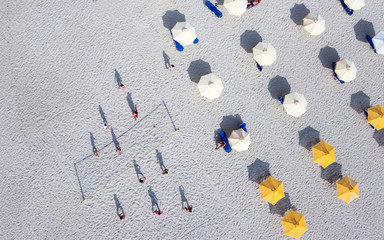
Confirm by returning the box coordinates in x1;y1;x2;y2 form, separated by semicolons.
165;64;176;71
153;209;163;215
184;205;193;213
93;149;99;157
132;104;138;119
139;177;146;184
162;169;169;175
103;121;109;130
116;145;122;154
118;213;125;220
118;83;125;89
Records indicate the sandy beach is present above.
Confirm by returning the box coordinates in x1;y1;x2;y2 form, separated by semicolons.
1;0;384;239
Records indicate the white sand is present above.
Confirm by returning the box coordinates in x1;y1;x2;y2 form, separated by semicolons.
1;0;384;239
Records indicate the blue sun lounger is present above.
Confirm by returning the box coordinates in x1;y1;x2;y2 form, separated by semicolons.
219;131;232;153
366;35;377;54
205;1;223;18
340;0;353;15
332;62;345;84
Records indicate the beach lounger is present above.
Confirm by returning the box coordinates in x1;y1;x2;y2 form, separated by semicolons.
205;1;223;18
174;40;184;52
193;38;199;44
366;35;377;53
256;62;263;72
332;62;345;84
240;123;248;132
278;97;284;104
340;0;354;15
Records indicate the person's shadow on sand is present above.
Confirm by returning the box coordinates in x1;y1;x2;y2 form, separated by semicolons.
114;194;125;215
179;185;189;209
156;149;167;172
148;187;160;211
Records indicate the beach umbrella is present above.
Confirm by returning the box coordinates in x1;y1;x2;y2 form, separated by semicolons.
223;0;247;16
303;13;326;36
372;31;384;55
336;176;359;204
367;104;384;130
281;210;308;239
228;128;251;152
283;92;308;118
344;0;365;10
312;141;335;168
198;73;224;100
171;22;197;46
252;42;277;66
259;176;285;205
335;58;357;82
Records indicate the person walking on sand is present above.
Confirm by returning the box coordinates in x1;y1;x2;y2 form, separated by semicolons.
93;149;99;157
139;177;146;184
132;104;138;119
184;205;193;213
153;209;163;215
103;121;109;130
118;83;125;90
116;145;122;154
118;213;126;220
165;64;176;71
162;169;169;175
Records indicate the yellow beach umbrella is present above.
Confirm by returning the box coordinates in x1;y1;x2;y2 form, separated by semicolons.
223;0;247;16
367;104;384;130
259;176;285;205
252;42;277;66
281;210;308;239
312;141;335;168
336;176;359;204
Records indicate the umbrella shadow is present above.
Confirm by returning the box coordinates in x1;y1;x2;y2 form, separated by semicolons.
268;75;291;100
320;162;343;184
126;92;135;112
90;132;97;151
148;187;160;211
373;130;384;146
290;3;310;26
179;185;189;209
350;91;370;114
162;51;171;68
240;30;263;53
110;127;119;148
187;59;212;84
162;10;186;31
114;69;123;87
247;159;271;184
268;192;292;216
298;126;320;150
318;46;340;69
354;19;375;42
219;114;243;134
156;149;167;171
114;194;125;215
99;105;107;123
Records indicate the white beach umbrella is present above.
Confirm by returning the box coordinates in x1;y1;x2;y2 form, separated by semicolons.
283;92;308;118
228;128;251;152
372;31;384;55
303;13;326;36
198;73;224;100
171;22;197;46
335;58;357;82
252;42;277;66
344;0;365;10
223;0;247;16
